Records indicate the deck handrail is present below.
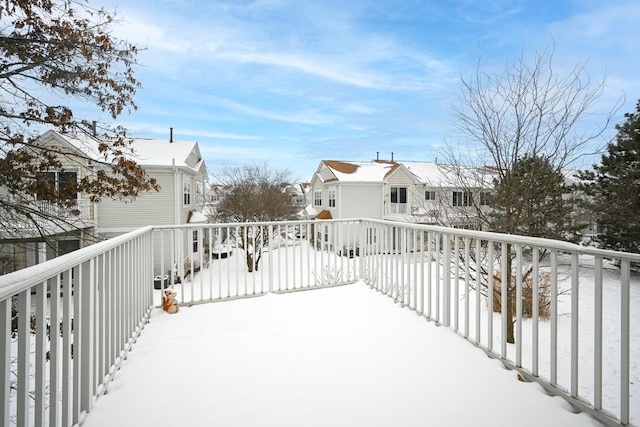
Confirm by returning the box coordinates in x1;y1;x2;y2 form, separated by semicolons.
1;218;638;426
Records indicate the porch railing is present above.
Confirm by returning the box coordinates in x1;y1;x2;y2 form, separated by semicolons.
1;219;638;426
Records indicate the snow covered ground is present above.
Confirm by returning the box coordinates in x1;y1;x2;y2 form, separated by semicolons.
83;283;602;427
79;244;638;427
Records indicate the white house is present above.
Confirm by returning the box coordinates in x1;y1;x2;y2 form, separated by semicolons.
0;129;208;277
308;159;493;254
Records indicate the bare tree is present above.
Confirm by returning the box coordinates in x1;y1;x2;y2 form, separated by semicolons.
214;162;300;272
442;45;621;343
0;0;159;264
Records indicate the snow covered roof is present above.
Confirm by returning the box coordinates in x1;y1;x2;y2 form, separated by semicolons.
399;162;450;185
40;130;206;175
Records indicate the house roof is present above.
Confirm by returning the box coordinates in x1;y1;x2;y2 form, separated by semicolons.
41;130;206;176
318;160;399;183
316;209;333;219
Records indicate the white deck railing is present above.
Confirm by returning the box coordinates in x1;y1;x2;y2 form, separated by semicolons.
1;219;638;426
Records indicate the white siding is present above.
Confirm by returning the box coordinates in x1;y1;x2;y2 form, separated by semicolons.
97;171;176;231
338;184;383;219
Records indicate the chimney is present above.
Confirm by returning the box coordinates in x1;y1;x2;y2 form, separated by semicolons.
170;127;173;143
92;121;97;137
376;151;379;161
391;152;394;162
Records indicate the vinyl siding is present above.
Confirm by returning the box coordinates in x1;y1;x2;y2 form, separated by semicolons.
97;171;177;231
338;184;383;219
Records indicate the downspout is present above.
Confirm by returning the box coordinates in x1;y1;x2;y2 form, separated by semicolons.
173;158;179;225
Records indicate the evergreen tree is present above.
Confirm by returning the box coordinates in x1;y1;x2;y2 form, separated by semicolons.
581;100;640;253
488;154;577;241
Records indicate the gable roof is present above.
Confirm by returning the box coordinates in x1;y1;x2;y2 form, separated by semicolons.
316;209;333;219
317;160;399;183
40;130;207;176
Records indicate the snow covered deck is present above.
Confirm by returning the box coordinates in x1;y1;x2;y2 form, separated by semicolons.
82;283;598;427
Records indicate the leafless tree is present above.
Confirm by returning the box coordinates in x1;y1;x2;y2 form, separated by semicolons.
214;162;301;272
440;44;622;343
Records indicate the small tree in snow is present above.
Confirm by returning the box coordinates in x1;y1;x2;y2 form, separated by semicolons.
214;162;300;272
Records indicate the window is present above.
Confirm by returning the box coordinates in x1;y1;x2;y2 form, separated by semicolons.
36;171;78;201
183;177;192;206
193;230;198;253
480;192;491;206
452;191;472;207
328;188;336;208
196;183;204;204
390;186;408;214
425;190;436;201
314;190;322;207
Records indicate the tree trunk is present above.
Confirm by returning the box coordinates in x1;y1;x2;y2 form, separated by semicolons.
245;252;254;272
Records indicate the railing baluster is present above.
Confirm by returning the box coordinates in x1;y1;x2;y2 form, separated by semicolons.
594;254;603;411
427;231;432;319
17;289;31;427
550;250;558;386
571;253;579;398
532;248;539;377
34;281;47;427
443;234;451;327
464;237;470;339
50;275;61;426
515;244;523;367
62;268;72;427
475;238;481;345
435;233;441;323
453;236;459;332
487;241;493;351
501;243;508;358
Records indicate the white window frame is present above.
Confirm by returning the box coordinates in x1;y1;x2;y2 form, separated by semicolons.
196;182;204;205
183;176;192;206
192;230;199;253
328;187;336;208
452;191;472;207
390;186;408;214
425;190;436;201
314;190;322;207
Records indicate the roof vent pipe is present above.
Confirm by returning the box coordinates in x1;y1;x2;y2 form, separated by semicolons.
391;152;394;161
92;121;97;137
376;151;379;161
170;127;173;143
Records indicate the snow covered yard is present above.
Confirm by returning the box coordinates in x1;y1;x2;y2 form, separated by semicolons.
82;283;600;427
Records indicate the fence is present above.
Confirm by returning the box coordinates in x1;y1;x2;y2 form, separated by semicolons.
1;219;638;426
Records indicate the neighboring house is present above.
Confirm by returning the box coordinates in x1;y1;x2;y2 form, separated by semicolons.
204;184;229;220
308;159;493;254
0;129;208;277
309;159;491;224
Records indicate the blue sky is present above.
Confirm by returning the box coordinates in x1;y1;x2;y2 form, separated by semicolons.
94;0;640;182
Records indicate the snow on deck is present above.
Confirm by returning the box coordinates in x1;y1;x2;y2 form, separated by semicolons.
82;283;599;427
